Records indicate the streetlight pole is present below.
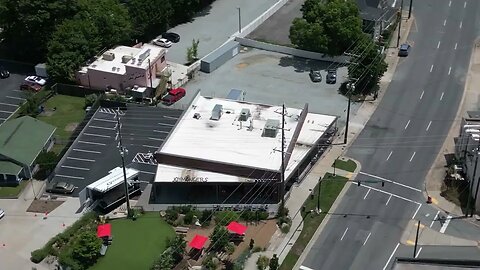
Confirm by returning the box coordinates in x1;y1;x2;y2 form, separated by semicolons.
333;157;337;176
397;0;404;47
408;0;413;19
116;110;132;218
317;177;322;213
344;82;354;145
237;7;242;33
280;104;285;210
413;220;420;258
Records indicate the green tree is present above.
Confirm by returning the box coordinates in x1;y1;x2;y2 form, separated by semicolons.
269;254;279;270
256;255;270;270
35;151;58;179
209;225;229;252
19;91;40;117
125;0;173;40
71;231;102;268
186;39;200;64
151;249;175;270
167;235;186;263
202;254;218;270
289;0;362;56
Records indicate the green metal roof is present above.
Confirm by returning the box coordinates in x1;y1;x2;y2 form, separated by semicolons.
0;116;56;174
0;161;23;175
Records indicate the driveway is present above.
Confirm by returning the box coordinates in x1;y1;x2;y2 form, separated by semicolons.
48;105;183;196
180;48;359;127
161;0;279;64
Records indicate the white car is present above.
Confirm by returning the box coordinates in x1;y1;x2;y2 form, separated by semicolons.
0;208;4;219
153;38;172;48
25;76;46;86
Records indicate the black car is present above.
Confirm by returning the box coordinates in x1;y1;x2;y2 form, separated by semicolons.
326;69;337;84
309;70;322;82
0;66;9;79
162;32;180;43
46;182;76;194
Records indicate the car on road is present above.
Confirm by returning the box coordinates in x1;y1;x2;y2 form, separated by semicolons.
398;43;411;57
46;182;76;194
162;87;186;105
0;66;10;79
309;70;322;82
326;69;337;84
153;38;173;48
0;208;5;219
25;75;46;86
162;32;180;43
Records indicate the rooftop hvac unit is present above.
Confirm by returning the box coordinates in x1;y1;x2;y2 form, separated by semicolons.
239;108;250;121
102;52;115;61
122;55;133;63
138;49;151;64
262;119;280;138
211;104;223;120
112;66;116;71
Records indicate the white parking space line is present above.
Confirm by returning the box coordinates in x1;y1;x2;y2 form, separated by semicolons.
6;96;25;101
163;116;179;120
460;21;463;29
412;204;422;219
358;172;422;192
449;0;451;7
443;19;447;26
149;137;164;141
67;157;95;162
386;151;393;161
437;41;441;48
440;92;444;100
404;120;410;130
363;232;372;246
386;194;392;205
419;91;424;100
0;102;18;107
12;90;23;93
158;122;175;127
415;247;423;258
61;165;90;171
153;130;169;134
340;227;349;240
143;145;159;149
354;183;422;205
439;215;452;233
300;266;314;270
455;43;458;50
448;67;452;75
426;121;432;131
0;110;15;114
409;152;416;162
383;243;400;270
93;118;117;123
73;148;101;154
363;189;371;199
430;65;434;72
464;1;467;8
430;210;440;228
78;140;106;146
83;133;110;138
56;174;84;180
89;125;115;130
139;171;156;175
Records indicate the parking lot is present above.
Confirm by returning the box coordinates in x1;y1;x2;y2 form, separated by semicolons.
49;105;183;196
181;48;359;127
0;73;29;125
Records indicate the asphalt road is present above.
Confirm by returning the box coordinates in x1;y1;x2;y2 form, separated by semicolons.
301;0;480;269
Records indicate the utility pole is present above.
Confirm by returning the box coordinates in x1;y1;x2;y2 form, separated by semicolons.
397;0;404;47
408;0;413;19
472;176;480;217
466;139;480;217
333;157;337;176
237;7;242;33
413;220;420;258
280;104;286;210
115;109;132;218
344;82;354;145
317;177;322;213
148;58;153;88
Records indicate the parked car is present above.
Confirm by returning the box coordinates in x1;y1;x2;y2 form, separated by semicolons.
162;32;180;43
0;208;4;219
326;69;337;84
153;38;172;48
25;75;46;86
398;43;411;57
20;83;42;92
309;70;322;82
0;66;10;79
46;182;76;194
162;88;186;105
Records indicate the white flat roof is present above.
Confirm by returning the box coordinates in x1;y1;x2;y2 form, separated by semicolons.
158;95;336;178
155;164;262;183
87;167;139;193
86;44;165;74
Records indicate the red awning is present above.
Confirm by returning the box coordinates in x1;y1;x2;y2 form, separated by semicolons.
189;234;208;250
97;224;111;238
226;221;247;235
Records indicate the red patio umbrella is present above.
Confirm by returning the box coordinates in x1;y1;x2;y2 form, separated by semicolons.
97;224;111;238
189;234;208;250
226;221;247;235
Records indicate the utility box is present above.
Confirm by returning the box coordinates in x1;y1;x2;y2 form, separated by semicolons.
35;63;48;78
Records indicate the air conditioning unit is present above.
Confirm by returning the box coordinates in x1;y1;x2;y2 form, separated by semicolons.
102;52;115;61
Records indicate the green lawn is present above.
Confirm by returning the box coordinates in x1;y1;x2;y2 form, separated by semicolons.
280;173;347;270
332;158;357;172
37;94;86;142
90;213;175;270
0;180;28;198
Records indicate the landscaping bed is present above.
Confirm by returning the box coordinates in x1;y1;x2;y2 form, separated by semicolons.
0;180;28;198
332;158;357;172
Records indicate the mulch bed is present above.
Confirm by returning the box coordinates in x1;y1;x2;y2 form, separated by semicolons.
26;199;65;213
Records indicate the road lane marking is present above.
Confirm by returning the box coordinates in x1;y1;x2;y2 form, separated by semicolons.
409;152;416;162
455;43;458;50
61;165;90;171
93;118;117;123
67;157;95;162
83;133;110;138
404;120;411;130
386;151;393;161
56;174;84;180
464;1;467;8
430;210;440;228
73;149;101;154
392;0;397;7
412;204;422;219
440;92;444;100
448;0;451;6
359;172;422;192
78;140;106;146
443;19;447;26
0;102;18;107
426;121;432;131
415;247;423;258
430;65;434;72
89;125;115;130
363;188;371;199
460;21;463;29
448;67;452;75
340;227;349;240
437;41;441;48
149;137;164;141
383;243;400;270
354;183;422;205
153;130;169;134
6;96;25;101
419;90;424;100
386;194;392;205
439;215;452;233
300;266;314;270
363;232;372;246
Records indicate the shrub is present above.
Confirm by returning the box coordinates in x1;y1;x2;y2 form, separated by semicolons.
165;208;179;224
84;94;98;108
256;255;270;270
200;209;213;226
257;210;269;220
214;211;240;226
183;211;194;225
252;246;263;253
30;249;49;263
280;223;291;234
